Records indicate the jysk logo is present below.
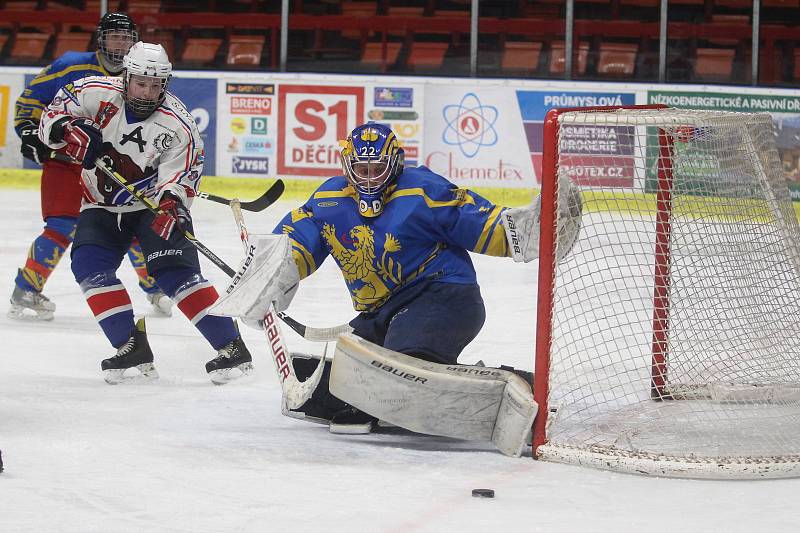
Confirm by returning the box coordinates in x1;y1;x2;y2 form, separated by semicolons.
374;87;413;108
226;83;274;95
243;136;273;155
251;117;268;135
232;156;269;173
231;97;272;115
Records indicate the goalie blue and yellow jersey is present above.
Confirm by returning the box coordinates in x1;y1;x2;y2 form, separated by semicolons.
274;165;511;312
14;51;112;133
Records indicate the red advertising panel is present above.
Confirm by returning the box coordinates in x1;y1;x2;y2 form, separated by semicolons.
278;85;365;176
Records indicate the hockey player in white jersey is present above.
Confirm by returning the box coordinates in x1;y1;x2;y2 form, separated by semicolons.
38;42;253;385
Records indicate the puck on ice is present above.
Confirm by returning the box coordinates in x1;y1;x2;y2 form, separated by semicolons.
471;488;495;498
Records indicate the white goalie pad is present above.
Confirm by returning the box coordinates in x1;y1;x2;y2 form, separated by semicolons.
503;172;582;263
329;333;538;457
209;234;299;320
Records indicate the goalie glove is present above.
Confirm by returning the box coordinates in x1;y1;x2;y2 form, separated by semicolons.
209;234;300;328
18;120;52;165
503;173;583;263
52;118;103;170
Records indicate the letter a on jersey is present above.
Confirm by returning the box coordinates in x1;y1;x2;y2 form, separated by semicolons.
121;126;147;152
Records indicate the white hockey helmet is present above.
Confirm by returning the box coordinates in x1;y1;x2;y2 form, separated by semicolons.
122;41;172;118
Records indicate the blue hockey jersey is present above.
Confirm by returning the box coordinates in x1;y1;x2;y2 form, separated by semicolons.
14;51;112;133
274;166;511;312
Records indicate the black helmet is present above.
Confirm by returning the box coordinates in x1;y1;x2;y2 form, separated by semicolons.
96;12;138;70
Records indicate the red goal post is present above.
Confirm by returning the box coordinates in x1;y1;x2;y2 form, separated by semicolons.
531;104;800;479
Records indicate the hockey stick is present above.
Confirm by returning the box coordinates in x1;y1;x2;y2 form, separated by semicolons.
230;199;326;408
95;157;348;342
52;150;283;212
195;180;284;212
95;156;237;276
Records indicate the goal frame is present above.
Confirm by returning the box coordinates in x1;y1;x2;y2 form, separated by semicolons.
529;104;800;478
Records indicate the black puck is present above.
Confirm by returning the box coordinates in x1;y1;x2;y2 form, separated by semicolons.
471;488;494;498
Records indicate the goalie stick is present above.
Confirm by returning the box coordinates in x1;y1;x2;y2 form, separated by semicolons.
230;199;326;408
51;150;283;212
94;157;349;343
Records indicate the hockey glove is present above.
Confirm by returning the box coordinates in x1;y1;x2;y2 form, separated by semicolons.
18;120;51;165
150;193;191;240
60;118;103;170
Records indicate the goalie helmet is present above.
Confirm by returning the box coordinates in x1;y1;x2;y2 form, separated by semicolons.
340;122;404;218
96;12;138;72
122;42;172;118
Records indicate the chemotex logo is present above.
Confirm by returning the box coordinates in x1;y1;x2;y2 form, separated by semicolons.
231;96;272;115
232;156;269;173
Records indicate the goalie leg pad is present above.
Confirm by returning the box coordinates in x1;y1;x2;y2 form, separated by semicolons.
330;333;538;457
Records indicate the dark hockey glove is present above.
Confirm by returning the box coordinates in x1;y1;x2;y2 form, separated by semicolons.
18;120;52;165
150;193;191;240
60;118;103;170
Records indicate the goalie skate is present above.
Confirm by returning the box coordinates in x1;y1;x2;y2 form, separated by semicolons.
101;318;159;384
8;284;55;321
205;335;254;385
285;354;377;434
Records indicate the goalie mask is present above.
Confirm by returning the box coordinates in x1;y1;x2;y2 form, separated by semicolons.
341;122;404;218
96;12;138;72
122;42;172;119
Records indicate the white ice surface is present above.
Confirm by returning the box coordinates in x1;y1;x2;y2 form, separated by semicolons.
1;190;798;532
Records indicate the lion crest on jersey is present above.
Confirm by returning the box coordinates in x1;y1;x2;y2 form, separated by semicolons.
321;223;408;310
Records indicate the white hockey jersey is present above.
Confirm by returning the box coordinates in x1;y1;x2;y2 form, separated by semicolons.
40;75;204;213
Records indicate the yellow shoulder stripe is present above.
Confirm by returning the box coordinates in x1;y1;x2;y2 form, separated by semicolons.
387;187;477;209
31;63;106;85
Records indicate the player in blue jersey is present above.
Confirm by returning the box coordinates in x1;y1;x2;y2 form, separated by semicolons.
215;122;582;430
8;12;172;321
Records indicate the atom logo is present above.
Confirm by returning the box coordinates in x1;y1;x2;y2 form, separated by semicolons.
442;93;499;158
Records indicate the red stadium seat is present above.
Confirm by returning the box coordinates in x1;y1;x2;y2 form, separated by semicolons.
361;41;402;69
53;32;92;58
226;35;265;66
548;41;589;76
501;41;543;75
406;42;448;70
3;1;39;10
9;32;50;62
596;42;638;76
140;29;176;62
126;0;162;13
694;47;736;79
180;37;223;65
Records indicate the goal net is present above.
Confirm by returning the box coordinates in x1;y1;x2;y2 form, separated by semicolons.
533;105;800;479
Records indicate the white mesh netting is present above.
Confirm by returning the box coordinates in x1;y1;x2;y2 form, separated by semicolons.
537;108;800;478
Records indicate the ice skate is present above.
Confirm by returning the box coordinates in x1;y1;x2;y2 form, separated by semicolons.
8;284;56;321
205;335;253;385
146;290;173;317
101;318;159;384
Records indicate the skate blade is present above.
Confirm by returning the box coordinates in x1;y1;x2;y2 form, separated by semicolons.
7;305;54;321
103;363;159;385
208;361;254;386
329;421;373;435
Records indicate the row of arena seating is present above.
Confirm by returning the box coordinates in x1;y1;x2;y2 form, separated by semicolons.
3;26;798;84
3;0;798;20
